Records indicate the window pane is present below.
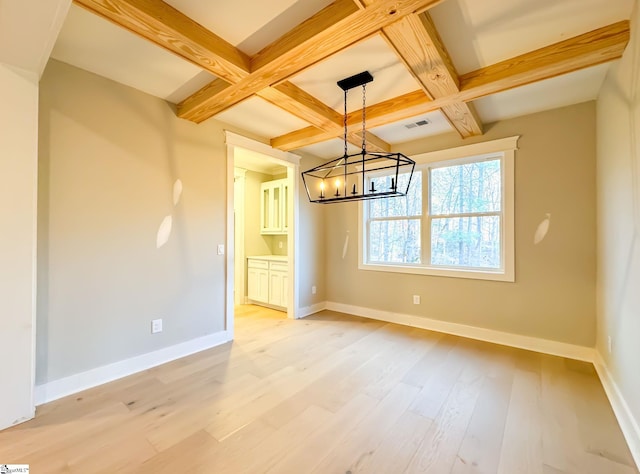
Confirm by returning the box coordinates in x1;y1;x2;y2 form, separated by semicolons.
430;216;501;268
369;219;421;264
430;159;501;215
369;172;421;218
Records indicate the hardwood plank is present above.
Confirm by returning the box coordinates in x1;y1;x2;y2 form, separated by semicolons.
451;345;515;474
218;404;333;473
310;382;420;473
405;342;486;473
353;409;433;473
497;362;544;474
1;306;637;474
269;393;379;473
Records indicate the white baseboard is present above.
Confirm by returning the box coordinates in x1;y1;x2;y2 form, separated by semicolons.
593;351;640;469
324;301;594;362
296;302;327;319
35;330;233;406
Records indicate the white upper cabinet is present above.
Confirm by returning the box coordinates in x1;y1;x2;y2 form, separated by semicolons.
260;178;288;235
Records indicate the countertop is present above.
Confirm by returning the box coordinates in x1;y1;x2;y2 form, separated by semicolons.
247;255;288;262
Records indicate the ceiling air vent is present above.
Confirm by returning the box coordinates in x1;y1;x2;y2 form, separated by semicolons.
404;119;430;129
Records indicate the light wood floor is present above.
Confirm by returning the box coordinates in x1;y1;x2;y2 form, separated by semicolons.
1;305;637;473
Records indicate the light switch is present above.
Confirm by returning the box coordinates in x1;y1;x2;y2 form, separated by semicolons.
217;244;225;255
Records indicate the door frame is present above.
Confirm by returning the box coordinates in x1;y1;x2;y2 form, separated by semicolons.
224;131;301;336
233;168;246;306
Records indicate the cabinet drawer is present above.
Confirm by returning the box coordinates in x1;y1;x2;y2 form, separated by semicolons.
248;259;269;270
270;262;288;272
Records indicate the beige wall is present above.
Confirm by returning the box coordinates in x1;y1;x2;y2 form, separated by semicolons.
596;0;640;443
0;63;39;429
37;59;327;385
297;154;327;308
325;101;597;346
37;60;264;384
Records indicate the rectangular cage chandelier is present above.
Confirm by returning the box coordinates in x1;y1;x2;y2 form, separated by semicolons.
302;71;416;204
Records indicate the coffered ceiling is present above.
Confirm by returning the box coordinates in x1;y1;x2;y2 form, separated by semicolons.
50;0;633;158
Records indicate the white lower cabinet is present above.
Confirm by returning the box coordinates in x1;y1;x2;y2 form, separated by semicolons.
247;258;288;309
247;264;269;303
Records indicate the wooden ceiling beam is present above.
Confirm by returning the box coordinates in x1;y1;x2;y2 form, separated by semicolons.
74;0;251;83
381;12;483;138
257;82;343;131
272;20;630;150
257;82;390;153
177;0;445;123
76;0;390;152
457;20;630;101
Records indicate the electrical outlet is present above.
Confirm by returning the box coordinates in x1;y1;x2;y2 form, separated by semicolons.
608;336;613;354
413;295;420;305
151;319;163;334
312;285;317;295
278;241;283;249
217;244;225;255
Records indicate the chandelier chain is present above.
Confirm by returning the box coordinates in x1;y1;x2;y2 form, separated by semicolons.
343;89;348;158
361;84;367;152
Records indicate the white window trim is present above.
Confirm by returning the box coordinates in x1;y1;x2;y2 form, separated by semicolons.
358;136;518;282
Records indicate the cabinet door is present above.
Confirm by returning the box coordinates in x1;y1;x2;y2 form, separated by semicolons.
257;269;269;303
281;181;289;233
260;183;271;234
260;181;282;234
281;273;288;308
248;267;269;303
269;271;283;307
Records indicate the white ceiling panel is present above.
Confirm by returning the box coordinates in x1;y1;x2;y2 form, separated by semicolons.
236;0;335;55
297;139;363;160
215;96;310;138
163;0;297;48
429;0;634;74
164;70;218;104
369;110;453;144
473;63;611;124
51;4;214;101
290;35;421;113
164;0;334;56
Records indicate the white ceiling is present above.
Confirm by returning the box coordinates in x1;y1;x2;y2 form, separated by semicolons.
46;0;635;159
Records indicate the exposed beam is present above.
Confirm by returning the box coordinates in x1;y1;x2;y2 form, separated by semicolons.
257;82;343;131
74;0;250;83
272;21;630;150
381;12;483;137
177;0;445;123
457;20;630;101
76;0;389;152
257;82;390;153
272;90;432;151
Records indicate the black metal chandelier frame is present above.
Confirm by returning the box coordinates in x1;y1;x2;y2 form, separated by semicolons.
301;71;416;204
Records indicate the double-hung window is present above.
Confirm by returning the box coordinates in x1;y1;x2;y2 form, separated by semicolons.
360;137;517;281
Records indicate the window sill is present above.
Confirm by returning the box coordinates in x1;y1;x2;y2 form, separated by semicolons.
359;262;514;282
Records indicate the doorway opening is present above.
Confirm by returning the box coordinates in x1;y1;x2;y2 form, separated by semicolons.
225;132;300;337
